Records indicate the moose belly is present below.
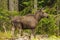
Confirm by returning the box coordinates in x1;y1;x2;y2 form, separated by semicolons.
21;16;38;29
22;20;38;29
22;24;36;29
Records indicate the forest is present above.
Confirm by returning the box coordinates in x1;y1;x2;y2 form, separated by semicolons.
0;0;60;40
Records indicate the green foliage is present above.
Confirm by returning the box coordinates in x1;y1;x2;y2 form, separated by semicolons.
38;0;57;15
19;6;32;16
22;1;30;6
0;0;59;36
36;15;58;35
31;35;60;40
44;4;57;15
0;9;19;31
38;0;56;7
0;31;11;40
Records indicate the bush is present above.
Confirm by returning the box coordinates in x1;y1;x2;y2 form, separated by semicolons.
0;9;19;31
35;15;58;35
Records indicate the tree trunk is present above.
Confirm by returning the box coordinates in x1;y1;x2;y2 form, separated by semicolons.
57;0;60;36
8;0;14;11
0;0;8;10
57;0;60;14
14;0;18;11
8;0;18;11
34;0;37;13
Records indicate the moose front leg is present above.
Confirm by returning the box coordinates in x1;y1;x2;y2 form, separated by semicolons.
17;23;22;37
11;23;17;40
11;23;16;37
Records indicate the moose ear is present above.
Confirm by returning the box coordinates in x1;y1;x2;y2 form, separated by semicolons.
39;8;44;12
39;8;42;12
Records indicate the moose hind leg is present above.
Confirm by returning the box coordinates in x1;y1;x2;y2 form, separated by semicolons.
11;23;17;37
31;29;36;38
11;26;15;37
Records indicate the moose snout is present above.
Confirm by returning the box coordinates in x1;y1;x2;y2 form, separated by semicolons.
44;13;49;18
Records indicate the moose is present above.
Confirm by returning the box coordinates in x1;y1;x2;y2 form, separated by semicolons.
11;9;49;36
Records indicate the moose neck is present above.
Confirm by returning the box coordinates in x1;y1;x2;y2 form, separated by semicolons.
35;13;41;21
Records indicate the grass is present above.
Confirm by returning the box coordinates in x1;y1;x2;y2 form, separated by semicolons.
0;31;11;40
0;32;60;40
31;35;60;40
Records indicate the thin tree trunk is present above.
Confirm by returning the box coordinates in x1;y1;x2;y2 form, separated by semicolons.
8;0;14;11
57;0;60;14
14;0;18;11
57;0;60;36
30;0;34;13
2;22;7;33
34;0;37;13
0;0;8;10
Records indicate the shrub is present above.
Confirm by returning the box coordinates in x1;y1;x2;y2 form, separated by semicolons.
35;15;58;35
0;9;19;31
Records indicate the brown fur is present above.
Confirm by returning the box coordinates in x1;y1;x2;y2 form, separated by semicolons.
11;10;49;36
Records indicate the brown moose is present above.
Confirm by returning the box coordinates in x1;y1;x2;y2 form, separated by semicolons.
11;9;49;36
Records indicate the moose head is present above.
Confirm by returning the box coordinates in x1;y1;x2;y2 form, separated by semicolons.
34;9;49;21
